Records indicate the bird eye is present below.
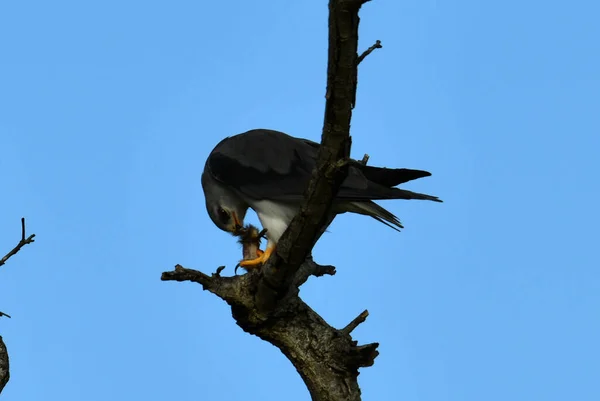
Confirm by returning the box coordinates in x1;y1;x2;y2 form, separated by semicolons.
217;207;229;222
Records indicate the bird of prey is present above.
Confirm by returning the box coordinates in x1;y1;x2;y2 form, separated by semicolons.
201;129;441;268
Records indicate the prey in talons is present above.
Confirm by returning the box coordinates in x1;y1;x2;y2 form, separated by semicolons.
234;224;269;274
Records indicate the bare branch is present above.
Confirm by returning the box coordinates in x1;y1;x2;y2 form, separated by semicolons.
213;266;226;277
0;312;11;319
357;40;382;65
341;310;369;335
0;218;36;267
293;257;337;288
161;264;215;288
161;265;259;312
163;1;380;399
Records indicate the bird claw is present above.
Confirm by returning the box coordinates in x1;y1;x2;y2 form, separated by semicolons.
235;261;262;275
234;248;266;275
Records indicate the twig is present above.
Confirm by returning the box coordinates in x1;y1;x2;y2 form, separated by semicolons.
161;264;252;307
213;266;226;277
0;312;11;319
293;257;337;287
357;40;382;65
161;265;215;288
0;218;36;267
341;310;369;335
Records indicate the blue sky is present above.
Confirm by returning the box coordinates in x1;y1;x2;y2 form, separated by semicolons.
1;0;598;400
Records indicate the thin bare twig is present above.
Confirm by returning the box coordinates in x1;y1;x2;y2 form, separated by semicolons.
213;266;226;277
0;218;36;267
161;265;215;288
341;310;369;335
0;312;11;319
357;40;382;65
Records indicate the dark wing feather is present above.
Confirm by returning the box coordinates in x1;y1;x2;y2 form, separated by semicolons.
360;166;431;186
338;164;441;202
206;129;318;200
206;128;441;202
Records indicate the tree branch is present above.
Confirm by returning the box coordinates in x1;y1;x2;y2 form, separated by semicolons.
163;1;379;399
357;40;382;65
341;310;369;336
293;256;336;288
0;218;36;268
162;263;378;401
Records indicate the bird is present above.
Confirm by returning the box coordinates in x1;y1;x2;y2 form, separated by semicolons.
201;128;442;268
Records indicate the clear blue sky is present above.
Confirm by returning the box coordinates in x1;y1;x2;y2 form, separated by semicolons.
1;1;598;400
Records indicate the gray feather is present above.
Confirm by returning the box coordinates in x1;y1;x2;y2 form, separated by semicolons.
205;128;441;204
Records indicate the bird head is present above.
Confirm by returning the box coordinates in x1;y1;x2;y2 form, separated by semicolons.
202;171;248;235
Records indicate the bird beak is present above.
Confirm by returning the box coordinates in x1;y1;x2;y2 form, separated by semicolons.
232;212;243;234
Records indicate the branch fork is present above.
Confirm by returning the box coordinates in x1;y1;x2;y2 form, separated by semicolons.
1;218;36;268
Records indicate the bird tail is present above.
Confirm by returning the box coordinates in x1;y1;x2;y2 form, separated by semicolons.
345;186;442;231
340;164;443;202
339;164;442;230
383;187;442;202
359;165;432;187
345;201;404;231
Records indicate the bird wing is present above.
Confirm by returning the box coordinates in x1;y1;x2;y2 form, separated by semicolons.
205;129;318;200
205;128;440;202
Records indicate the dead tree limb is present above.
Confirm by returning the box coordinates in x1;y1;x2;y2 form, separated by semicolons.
0;218;36;394
0;218;36;268
163;1;378;400
357;40;382;65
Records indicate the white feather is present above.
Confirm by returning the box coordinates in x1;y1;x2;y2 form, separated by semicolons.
249;200;298;247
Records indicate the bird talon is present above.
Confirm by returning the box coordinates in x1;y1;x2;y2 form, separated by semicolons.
239;245;275;268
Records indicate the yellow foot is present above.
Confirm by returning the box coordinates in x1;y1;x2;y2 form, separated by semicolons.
239;245;275;268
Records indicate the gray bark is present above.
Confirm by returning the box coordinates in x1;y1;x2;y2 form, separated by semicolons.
0;336;9;394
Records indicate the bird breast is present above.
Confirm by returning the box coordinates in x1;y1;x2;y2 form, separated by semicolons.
250;200;298;244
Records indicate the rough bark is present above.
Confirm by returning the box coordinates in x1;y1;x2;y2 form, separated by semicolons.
0;336;8;394
162;261;377;401
162;1;383;400
0;218;36;394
